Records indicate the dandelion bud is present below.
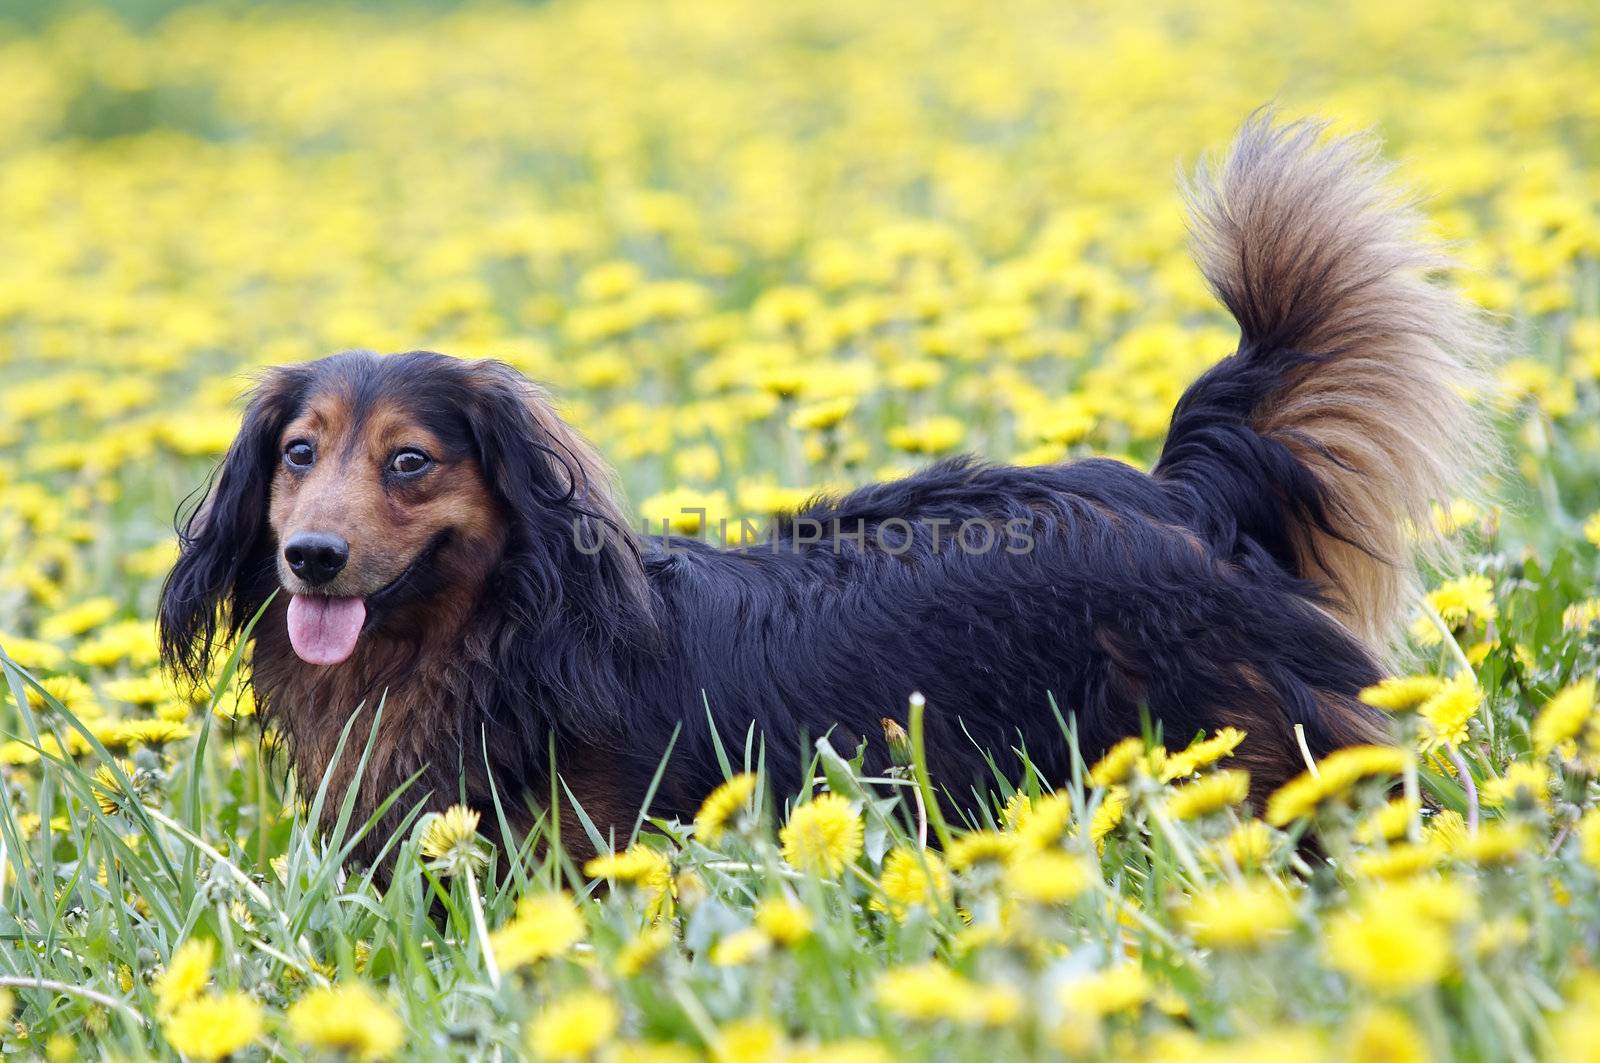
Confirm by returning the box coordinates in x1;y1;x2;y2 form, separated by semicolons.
881;717;913;768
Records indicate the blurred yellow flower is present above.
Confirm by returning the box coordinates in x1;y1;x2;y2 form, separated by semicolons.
1059;964;1150;1017
586;845;672;896
1161;727;1246;780
876;963;1021;1026
161;992;263;1061
1004;851;1092;905
1164;769;1250;820
695;773;758;844
1533;677;1595;756
1325;904;1451;994
1343;1007;1428;1063
154;938;214;1016
1181;881;1297;950
528;990;619;1060
754;898;813;945
711;927;770;967
285;984;404;1062
489;893;586;970
1359;676;1444;713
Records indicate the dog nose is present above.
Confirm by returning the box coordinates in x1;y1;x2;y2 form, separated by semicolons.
283;533;349;586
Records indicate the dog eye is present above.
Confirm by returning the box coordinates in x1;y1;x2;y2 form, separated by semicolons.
284;441;315;468
389;449;432;476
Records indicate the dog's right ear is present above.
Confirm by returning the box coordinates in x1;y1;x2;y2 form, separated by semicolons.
159;367;307;684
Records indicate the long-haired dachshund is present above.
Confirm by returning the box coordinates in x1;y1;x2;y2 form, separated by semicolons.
160;118;1493;866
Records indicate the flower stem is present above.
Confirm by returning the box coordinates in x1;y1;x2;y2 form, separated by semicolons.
465;872;501;988
907;693;954;851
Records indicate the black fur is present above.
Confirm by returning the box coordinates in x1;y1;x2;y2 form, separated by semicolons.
161;346;1387;846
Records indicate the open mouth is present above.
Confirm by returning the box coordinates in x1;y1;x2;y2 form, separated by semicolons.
283;531;451;666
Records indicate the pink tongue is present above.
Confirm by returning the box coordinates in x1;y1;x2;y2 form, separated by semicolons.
286;595;366;665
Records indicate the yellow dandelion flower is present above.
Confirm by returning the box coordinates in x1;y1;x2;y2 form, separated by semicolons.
1007;792;1071;848
1325;904;1450;994
1553;975;1600;1062
872;848;951;919
609;1043;701;1063
154;938;214;1016
710;927;769;967
285;984;404;1062
790;1040;892;1063
1564;599;1600;633
1481;761;1551;808
999;791;1032;830
1359;676;1445;713
585;845;672;896
27;674;94;713
1470;916;1530;957
1344;1008;1428;1063
789;396;856;432
162;991;264;1061
1088;736;1146;788
1266;745;1408;826
527;990;619;1061
489;892;586;970
1165;769;1250;820
1453;822;1531;865
0;634;66;672
1579;808;1600;871
1533;677;1595;755
1418;675;1480;750
1089;786;1128;843
419;805;485;876
778;794;863;877
118;718;193;749
1427;574;1498;627
1425;809;1470;852
754;898;813;945
694;773;758;844
1160;726;1247;780
616;926;672;977
886;416;965;455
1181;881;1298;949
1058;964;1150;1017
38;596;117;640
1209;820;1278;869
1355;798;1421;844
1003;850;1092;905
876;963;1020;1026
717;1018;786;1063
91;760;135;816
1352;841;1442;881
1431;498;1482;536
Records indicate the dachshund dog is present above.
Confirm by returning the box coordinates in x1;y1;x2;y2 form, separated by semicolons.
160;118;1493;866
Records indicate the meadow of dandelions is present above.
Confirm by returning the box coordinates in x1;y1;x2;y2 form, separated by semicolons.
3;0;1600;1059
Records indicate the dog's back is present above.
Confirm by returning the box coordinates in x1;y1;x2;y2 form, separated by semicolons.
639;116;1496;813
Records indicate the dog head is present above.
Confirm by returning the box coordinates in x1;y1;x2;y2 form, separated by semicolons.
159;350;645;680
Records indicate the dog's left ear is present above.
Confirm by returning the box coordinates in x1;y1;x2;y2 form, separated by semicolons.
463;360;653;642
160;367;308;683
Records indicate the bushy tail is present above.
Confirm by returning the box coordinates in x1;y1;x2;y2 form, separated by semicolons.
1156;114;1497;652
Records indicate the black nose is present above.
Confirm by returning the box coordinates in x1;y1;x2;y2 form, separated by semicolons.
283;533;349;586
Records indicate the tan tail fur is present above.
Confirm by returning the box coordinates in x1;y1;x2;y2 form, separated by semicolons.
1179;114;1499;651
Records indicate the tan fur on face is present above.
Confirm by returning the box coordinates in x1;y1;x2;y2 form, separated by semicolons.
1183;116;1499;654
253;382;519;870
269;391;504;600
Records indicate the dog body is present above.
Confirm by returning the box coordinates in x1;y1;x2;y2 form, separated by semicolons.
160;118;1493;865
